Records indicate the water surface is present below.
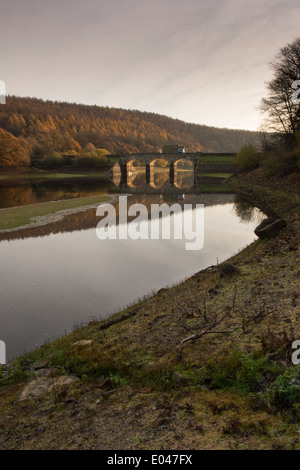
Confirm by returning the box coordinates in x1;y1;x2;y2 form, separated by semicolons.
0;188;264;360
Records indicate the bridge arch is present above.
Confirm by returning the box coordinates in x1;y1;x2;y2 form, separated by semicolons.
148;158;169;189
173;159;193;170
126;158;144;171
149;158;170;168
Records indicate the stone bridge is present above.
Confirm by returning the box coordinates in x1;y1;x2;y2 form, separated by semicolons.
115;152;201;189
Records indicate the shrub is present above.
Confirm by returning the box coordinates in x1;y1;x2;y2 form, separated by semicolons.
72;155;109;168
268;369;300;409
203;349;275;393
235;145;259;171
259;327;296;361
40;152;65;168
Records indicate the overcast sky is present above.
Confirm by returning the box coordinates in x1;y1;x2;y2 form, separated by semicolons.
1;0;299;130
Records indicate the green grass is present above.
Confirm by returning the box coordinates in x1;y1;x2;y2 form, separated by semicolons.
199;155;236;164
199;172;233;178
196;184;232;193
0;194;112;230
0;171;108;181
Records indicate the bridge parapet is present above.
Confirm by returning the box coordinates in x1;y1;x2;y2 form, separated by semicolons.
119;152;201;165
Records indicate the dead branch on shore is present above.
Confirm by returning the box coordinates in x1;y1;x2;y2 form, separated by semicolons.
171;284;277;360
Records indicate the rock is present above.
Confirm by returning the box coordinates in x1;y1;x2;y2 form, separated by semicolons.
35;367;54;377
34;360;49;370
18;375;79;402
219;262;239;278
254;217;287;239
72;339;93;347
172;372;191;385
96;376;113;390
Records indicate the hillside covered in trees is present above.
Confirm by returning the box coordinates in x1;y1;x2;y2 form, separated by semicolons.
0;127;30;167
0;96;260;166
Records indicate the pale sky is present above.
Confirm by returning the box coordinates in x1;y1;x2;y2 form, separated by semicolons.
1;0;300;130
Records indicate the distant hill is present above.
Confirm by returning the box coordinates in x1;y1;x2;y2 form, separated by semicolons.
0;96;260;163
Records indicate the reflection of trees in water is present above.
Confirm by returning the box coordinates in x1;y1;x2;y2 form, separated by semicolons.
0;194;165;242
0;180;113;208
175;160;193;170
233;195;264;224
152;169;169;188
0;193;239;243
0;185;36;208
150;168;194;190
151;159;169;168
127;170;146;188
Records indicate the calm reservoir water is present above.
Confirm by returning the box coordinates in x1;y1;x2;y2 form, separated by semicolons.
0;177;265;359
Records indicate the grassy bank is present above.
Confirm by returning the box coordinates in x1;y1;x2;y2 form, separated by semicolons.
0;194;112;230
202;172;233;178
199;154;236;164
0;171;108;181
0;168;299;449
196;154;236;178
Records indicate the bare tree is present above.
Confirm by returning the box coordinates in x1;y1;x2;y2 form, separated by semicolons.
260;37;300;142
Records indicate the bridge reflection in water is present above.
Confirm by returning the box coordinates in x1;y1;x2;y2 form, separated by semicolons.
109;153;200;193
